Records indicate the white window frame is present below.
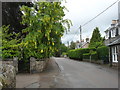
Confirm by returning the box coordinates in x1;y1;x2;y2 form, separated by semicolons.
112;46;118;62
118;27;120;35
105;31;109;39
111;29;116;37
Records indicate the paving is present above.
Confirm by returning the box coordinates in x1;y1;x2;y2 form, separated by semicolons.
16;58;71;88
16;57;118;88
55;57;118;88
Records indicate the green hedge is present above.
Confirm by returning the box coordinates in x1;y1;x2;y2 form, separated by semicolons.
97;46;109;63
68;48;96;60
83;51;98;60
91;51;98;61
83;53;90;59
67;49;81;60
68;46;109;64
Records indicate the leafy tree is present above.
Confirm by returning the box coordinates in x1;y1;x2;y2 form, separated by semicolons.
89;27;104;48
20;2;72;59
69;41;76;49
2;2;33;34
0;25;20;59
54;43;69;57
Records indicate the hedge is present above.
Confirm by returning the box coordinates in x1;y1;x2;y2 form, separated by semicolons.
83;51;98;60
67;49;81;60
83;53;90;59
67;46;109;64
91;51;98;61
68;48;96;60
97;46;109;63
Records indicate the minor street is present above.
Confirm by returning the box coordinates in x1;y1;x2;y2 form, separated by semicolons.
16;57;118;88
54;57;118;88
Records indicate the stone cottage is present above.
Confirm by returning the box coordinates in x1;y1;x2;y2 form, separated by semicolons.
104;20;120;66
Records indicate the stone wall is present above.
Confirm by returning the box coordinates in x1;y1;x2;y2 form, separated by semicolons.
0;57;18;73
83;59;104;65
0;64;16;89
30;57;49;73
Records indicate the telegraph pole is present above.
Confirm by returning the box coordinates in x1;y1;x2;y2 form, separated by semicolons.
79;25;82;42
67;41;69;48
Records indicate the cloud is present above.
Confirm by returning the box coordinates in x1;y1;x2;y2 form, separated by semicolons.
61;0;118;45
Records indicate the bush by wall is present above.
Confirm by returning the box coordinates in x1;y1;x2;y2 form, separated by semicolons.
83;53;90;59
97;46;109;64
83;51;98;61
68;46;109;64
91;51;98;61
68;48;96;60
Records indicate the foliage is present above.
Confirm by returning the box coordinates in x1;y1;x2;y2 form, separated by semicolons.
91;51;98;61
1;25;20;59
82;46;109;62
2;2;33;34
60;43;69;54
83;53;90;59
61;52;67;57
69;41;76;50
67;48;95;60
97;46;109;63
20;2;72;59
89;27;104;48
83;50;98;60
54;43;69;57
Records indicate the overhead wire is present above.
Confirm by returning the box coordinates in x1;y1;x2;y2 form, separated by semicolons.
64;0;119;44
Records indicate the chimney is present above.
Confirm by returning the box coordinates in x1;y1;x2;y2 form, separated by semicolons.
81;39;84;42
111;20;117;26
86;38;89;43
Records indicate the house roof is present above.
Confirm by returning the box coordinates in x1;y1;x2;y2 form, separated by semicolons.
107;38;120;46
81;42;89;48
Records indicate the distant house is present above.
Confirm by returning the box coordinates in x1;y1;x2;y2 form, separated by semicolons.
104;20;120;65
75;38;89;49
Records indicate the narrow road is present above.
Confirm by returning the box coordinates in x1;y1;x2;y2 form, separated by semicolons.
16;58;70;88
54;57;118;88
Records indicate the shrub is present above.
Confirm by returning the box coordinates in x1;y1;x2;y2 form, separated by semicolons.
83;53;90;59
97;46;109;63
91;51;98;61
68;48;96;60
67;49;81;60
83;51;98;61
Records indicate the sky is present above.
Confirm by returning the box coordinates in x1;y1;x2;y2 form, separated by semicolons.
61;0;119;45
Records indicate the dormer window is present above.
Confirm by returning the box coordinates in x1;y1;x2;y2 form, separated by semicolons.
119;27;120;35
105;31;109;39
111;29;116;37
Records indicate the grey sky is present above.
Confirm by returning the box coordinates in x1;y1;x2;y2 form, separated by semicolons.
61;0;119;45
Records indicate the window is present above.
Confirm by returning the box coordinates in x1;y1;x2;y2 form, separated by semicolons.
112;46;118;62
116;28;118;36
109;31;111;39
119;27;120;35
105;31;109;39
111;29;116;37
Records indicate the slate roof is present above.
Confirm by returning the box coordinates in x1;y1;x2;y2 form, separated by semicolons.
107;38;120;46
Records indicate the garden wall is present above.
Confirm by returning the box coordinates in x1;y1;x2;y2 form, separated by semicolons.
30;57;49;73
0;64;16;89
0;57;18;73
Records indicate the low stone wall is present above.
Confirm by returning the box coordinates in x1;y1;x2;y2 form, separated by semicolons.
112;62;118;67
83;59;103;64
0;64;16;89
30;57;49;74
0;57;18;73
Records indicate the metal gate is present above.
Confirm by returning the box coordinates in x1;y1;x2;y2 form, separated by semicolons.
18;60;30;73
